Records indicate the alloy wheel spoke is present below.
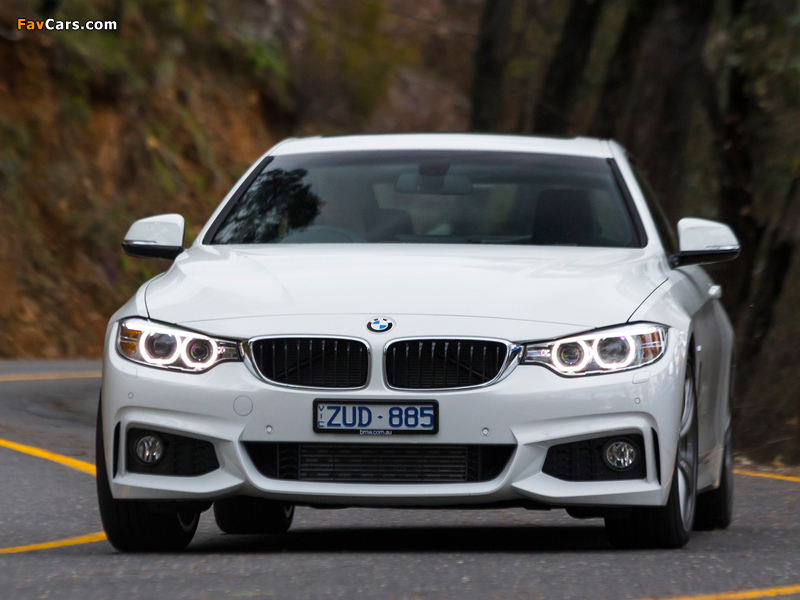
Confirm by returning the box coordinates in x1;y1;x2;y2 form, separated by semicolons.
677;367;697;529
678;438;694;463
679;383;695;437
678;456;694;493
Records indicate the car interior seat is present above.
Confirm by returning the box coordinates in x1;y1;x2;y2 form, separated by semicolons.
313;175;378;237
530;188;597;246
364;207;415;242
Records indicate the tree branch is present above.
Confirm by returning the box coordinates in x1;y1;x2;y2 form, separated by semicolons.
470;0;518;132
589;0;658;138
695;60;724;141
737;176;800;372
532;0;606;135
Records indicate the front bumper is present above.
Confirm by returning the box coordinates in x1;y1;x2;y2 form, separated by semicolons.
101;324;685;508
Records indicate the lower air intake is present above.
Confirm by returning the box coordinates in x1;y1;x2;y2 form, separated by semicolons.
244;443;515;483
542;434;646;481
126;428;219;477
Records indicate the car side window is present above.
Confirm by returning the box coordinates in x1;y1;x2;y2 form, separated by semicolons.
632;165;679;255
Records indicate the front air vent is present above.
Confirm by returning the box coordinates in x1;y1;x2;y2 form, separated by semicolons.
126;428;219;477
542;434;646;481
385;339;509;389
250;337;369;388
244;442;515;483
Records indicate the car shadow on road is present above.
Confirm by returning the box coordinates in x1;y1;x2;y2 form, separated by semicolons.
188;525;612;554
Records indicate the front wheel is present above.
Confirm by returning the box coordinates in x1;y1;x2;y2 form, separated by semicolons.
695;423;733;530
605;358;698;549
96;400;200;552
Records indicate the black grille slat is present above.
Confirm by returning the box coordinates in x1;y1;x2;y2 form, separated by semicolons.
404;343;410;388
252;337;368;388
270;341;276;383
308;339;313;386
333;341;338;387
345;341;350;388
456;342;461;387
386;339;508;389
442;342;450;381
245;443;514;483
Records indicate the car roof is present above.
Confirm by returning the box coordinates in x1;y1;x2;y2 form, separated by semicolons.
269;134;613;158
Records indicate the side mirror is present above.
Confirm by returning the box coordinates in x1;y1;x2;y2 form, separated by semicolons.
670;218;740;267
122;214;185;260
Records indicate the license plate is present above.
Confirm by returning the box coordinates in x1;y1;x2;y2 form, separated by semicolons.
313;400;439;435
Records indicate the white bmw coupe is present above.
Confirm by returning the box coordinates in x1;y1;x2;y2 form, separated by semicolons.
97;134;739;551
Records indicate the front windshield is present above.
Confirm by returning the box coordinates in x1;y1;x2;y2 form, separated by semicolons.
210;151;642;247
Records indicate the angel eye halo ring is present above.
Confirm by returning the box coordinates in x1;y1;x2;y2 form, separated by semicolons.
117;318;240;372
593;335;635;369
551;339;592;373
522;323;667;376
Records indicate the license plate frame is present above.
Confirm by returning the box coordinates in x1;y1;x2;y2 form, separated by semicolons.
313;400;439;435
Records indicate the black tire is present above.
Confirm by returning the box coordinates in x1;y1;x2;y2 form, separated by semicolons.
695;424;733;530
605;358;698;549
96;400;199;552
213;496;294;535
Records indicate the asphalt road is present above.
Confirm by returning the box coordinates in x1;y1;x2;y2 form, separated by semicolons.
1;361;799;600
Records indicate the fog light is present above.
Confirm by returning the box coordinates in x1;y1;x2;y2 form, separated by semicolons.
134;434;164;465
603;439;638;470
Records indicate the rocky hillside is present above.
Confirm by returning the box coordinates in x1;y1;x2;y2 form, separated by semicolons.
0;0;476;357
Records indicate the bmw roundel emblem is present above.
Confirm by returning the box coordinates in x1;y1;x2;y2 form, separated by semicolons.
367;317;394;333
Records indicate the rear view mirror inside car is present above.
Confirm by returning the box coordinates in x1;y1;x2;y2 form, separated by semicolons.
395;173;473;195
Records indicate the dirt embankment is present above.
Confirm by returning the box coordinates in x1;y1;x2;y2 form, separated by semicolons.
0;28;279;357
0;0;477;359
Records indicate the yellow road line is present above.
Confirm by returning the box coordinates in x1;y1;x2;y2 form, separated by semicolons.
0;419;793;561
0;371;102;382
0;531;106;554
734;469;800;483
638;583;800;600
0;438;96;476
638;470;799;600
0;440;105;554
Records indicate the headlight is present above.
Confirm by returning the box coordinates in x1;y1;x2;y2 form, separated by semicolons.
117;318;241;372
522;323;667;376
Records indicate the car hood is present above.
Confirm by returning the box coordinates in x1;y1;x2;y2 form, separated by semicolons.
144;245;667;330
